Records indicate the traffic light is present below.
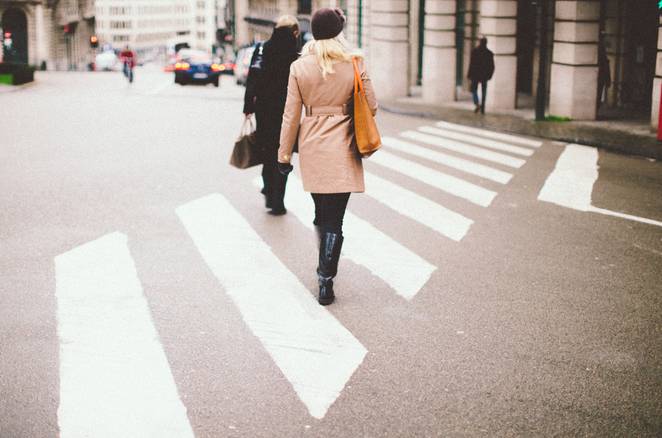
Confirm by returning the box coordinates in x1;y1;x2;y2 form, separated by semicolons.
90;35;99;48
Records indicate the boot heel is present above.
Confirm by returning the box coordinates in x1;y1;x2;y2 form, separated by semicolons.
318;277;335;305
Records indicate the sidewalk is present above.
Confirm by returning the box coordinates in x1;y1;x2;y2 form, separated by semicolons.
0;81;36;93
382;94;662;160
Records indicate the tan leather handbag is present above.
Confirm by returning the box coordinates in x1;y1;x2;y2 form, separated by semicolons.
352;57;381;156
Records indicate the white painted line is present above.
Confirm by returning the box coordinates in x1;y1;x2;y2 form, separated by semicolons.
382;136;513;184
538;144;662;228
435;121;543;148
401;130;526;168
254;176;436;299
364;172;473;241
369;150;497;207
589;206;662;227
55;232;194;438
177;193;367;419
419;126;535;157
538;144;597;211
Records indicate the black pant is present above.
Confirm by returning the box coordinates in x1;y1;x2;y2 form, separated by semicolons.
256;111;288;210
261;156;288;210
311;193;351;234
471;80;488;114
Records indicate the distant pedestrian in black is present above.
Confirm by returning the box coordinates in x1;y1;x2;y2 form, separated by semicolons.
597;40;611;107
467;37;495;114
243;16;300;215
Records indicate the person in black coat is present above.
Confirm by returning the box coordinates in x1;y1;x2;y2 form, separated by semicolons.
467;37;495;115
243;16;300;215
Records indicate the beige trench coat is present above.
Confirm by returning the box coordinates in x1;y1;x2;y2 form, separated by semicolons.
278;54;378;193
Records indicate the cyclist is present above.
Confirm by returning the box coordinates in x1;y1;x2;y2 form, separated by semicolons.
119;46;136;83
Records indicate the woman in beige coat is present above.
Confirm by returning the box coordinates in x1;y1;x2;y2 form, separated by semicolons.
277;8;378;305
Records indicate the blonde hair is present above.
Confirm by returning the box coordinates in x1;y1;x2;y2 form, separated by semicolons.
275;15;299;34
302;33;362;78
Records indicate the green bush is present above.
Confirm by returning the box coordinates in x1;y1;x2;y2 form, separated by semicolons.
0;63;35;85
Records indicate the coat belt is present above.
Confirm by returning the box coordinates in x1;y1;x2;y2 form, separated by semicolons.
305;104;349;116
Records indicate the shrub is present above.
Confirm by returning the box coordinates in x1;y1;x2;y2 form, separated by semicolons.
0;63;36;85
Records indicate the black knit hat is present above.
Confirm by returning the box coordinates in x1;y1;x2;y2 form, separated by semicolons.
311;8;346;40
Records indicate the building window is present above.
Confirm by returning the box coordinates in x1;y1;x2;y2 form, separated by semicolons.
298;0;311;15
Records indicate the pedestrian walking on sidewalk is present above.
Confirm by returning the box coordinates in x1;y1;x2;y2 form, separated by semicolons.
243;16;300;215
277;8;378;305
467;37;495;114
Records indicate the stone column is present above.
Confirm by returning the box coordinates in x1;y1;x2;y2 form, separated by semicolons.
480;0;517;111
369;0;409;100
651;16;662;129
35;3;52;68
422;0;456;103
549;0;600;120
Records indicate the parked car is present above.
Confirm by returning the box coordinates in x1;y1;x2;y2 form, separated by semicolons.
174;49;222;87
234;45;255;85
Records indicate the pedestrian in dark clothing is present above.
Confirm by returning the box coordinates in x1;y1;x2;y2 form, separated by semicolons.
243;16;300;215
597;41;611;106
467;37;495;114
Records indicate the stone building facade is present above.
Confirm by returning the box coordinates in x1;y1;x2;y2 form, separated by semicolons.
1;0;96;70
230;0;661;127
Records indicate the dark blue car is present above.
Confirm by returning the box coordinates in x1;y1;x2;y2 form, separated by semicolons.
174;49;222;87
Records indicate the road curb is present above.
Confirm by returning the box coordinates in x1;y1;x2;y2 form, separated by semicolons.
381;102;662;161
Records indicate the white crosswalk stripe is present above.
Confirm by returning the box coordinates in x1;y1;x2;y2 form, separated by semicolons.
435;121;543;148
401;130;526;168
177;193;367;420
370;149;497;207
364;172;473;241
420;126;535;156
55;232;195;438
255;176;437;300
382;136;513;184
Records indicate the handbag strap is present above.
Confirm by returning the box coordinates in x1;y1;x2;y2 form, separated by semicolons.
352;57;364;95
241;117;254;136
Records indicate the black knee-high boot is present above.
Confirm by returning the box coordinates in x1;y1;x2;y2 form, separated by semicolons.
317;231;343;305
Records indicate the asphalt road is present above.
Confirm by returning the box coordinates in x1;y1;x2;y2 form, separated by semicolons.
1;67;661;437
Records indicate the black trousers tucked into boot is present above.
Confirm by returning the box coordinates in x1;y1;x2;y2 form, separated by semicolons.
311;193;350;305
261;153;288;213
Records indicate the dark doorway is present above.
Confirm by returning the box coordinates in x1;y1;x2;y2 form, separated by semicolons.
2;8;28;64
620;0;657;113
516;0;536;95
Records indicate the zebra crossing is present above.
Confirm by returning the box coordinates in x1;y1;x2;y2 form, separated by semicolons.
53;121;544;435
